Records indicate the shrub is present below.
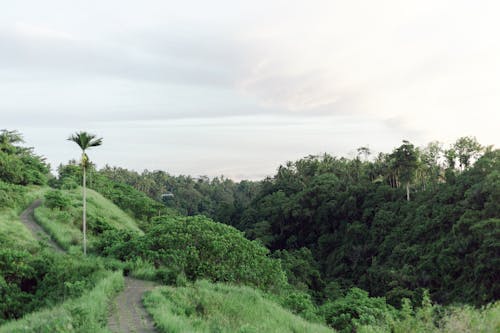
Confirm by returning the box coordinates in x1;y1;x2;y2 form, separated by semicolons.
0;181;27;209
0;149;49;186
279;290;321;322
44;190;71;210
0;249;110;324
320;287;396;333
96;215;287;291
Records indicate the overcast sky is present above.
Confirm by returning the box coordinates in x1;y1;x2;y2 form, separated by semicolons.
1;1;499;180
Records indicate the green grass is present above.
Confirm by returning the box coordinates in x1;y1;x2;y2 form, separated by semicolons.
0;270;124;333
0;185;49;250
144;280;334;333
126;257;158;281
34;187;142;250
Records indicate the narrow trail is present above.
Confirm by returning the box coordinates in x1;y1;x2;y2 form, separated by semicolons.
108;277;157;333
20;199;64;253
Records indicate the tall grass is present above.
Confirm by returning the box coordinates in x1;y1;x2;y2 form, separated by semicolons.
144;280;334;333
0;271;124;333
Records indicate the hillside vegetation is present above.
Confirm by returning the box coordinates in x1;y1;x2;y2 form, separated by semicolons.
0;271;123;333
1;130;499;332
0;183;46;249
144;280;334;333
34;187;142;251
94;136;499;332
0;131;124;328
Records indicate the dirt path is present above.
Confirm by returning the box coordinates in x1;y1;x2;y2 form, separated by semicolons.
20;199;64;253
108;277;157;333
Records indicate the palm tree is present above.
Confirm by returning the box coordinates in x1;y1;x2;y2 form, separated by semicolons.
68;131;103;255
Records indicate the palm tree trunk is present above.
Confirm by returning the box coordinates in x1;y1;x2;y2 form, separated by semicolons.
406;181;410;202
83;166;87;255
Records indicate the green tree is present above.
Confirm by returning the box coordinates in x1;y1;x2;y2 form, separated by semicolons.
0;130;24;154
391;140;418;201
453;136;483;170
68;131;103;255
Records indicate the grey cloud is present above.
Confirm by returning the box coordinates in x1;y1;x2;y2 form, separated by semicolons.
0;26;239;86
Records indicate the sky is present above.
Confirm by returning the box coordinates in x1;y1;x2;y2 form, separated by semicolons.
1;0;499;180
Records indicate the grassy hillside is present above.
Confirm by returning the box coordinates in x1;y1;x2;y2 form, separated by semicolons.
34;187;142;251
144;280;334;333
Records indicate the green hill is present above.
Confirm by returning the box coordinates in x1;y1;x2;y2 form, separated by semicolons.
34;187;142;251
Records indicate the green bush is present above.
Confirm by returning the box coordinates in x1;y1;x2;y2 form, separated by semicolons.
44;190;71;210
96;215;287;291
0;181;28;209
0;249;109;324
0;150;49;186
320;287;396;333
278;290;322;322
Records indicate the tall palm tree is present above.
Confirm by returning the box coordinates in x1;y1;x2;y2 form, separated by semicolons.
68;131;103;255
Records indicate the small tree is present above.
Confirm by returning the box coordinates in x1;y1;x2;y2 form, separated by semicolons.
68;131;102;255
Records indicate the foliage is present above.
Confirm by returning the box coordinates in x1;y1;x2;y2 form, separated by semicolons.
0;249;110;324
34;188;141;251
277;289;323;322
44;190;71;210
143;280;334;333
320;288;396;333
56;163;166;223
0;270;123;333
1;131;497;332
0;130;49;185
67;131;103;168
358;293;500;333
99;166;260;226
0;184;47;249
272;247;324;295
96;215;287;290
233;143;500;306
0;181;28;210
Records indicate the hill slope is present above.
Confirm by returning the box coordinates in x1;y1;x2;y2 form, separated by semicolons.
34;187;142;251
144;280;334;333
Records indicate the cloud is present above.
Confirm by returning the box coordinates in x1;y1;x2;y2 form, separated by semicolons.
0;23;242;87
0;0;499;179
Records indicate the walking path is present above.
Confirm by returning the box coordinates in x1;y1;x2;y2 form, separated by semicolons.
108;277;157;333
20;199;64;252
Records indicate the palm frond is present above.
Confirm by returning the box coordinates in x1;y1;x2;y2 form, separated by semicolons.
68;131;103;151
88;137;103;148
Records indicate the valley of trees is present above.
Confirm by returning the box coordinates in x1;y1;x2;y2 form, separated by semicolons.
1;129;499;332
94;137;499;306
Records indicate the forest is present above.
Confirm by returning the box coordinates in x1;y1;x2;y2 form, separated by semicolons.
0;129;498;332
